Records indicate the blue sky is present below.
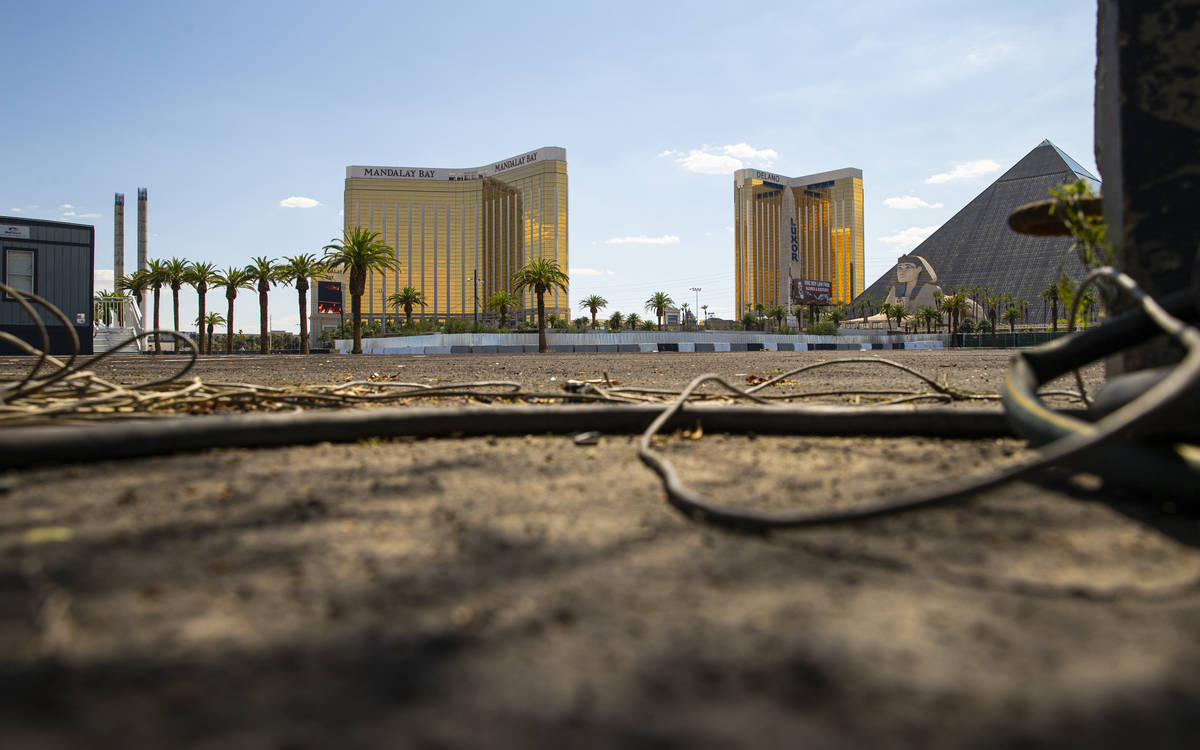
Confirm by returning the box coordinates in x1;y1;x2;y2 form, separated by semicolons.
1;1;1098;332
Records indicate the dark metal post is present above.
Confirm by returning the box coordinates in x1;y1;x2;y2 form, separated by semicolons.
1096;0;1200;374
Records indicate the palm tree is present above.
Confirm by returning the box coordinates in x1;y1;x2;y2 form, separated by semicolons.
160;257;190;338
322;227;400;355
625;312;641;330
144;258;169;353
183;261;220;354
640;320;656;331
644;291;675;331
1077;289;1098;328
700;304;709;326
769;304;787;331
245;256;280;354
214;266;254;355
488;290;517;329
826;306;846;329
277;253;328;355
607;311;624;331
579;294;608;329
388;287;426;326
1002;305;1023;334
1040;281;1060;332
915;305;941;334
941;292;969;345
511;258;569;353
878;303;895;330
679;302;691;331
200;312;225;355
115;269;152;328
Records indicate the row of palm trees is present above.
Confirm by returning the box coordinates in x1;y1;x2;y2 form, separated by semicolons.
114;253;328;355
577;292;694;331
109;226;573;355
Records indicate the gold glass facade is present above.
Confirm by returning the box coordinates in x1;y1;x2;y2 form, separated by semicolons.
323;147;568;330
734;167;864;315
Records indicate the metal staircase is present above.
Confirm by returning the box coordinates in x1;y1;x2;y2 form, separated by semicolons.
92;296;145;354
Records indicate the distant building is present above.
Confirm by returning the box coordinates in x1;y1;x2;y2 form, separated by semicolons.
323;147;568;338
857;140;1099;325
734;167;865;317
1;217;94;355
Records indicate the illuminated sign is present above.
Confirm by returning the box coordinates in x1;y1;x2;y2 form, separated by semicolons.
316;280;343;315
791;278;833;305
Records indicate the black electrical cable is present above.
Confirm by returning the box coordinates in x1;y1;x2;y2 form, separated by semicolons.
637;270;1200;530
0;402;1024;469
0;281;77;401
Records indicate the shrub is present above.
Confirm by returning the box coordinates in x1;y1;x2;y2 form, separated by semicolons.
807;321;840;336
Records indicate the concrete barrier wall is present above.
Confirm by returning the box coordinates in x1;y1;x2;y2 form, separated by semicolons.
335;331;944;354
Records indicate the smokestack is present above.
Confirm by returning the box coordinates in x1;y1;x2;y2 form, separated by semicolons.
137;187;148;312
114;193;125;286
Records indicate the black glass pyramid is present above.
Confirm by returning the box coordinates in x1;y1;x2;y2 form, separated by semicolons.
857;140;1099;325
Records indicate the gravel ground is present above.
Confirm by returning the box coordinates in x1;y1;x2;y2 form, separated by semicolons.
0;349;1105;403
3;350;1199;749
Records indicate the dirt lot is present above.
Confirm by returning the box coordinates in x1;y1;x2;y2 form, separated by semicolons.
3;351;1200;748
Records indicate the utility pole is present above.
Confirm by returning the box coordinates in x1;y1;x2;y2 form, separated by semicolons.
467;269;480;324
689;287;701;330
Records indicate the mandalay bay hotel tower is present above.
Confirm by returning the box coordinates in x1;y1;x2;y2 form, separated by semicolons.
734;167;864;317
319;147;568;336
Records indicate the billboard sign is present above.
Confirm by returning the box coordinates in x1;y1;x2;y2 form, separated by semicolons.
791;278;833;305
316;280;343;314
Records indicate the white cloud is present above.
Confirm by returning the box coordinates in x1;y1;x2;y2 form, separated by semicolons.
60;211;76;217
964;43;1016;69
60;203;74;210
883;196;944;210
925;159;1000;184
877;225;941;251
272;313;302;334
723;142;778;161
661;143;779;175
279;196;322;208
570;267;615;276
78;212;101;218
604;234;680;245
10;208;22;213
94;268;115;289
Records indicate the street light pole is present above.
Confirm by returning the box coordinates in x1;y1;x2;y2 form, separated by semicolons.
689;287;701;330
467;269;479;324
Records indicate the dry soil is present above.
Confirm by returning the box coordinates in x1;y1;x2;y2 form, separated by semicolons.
2;350;1199;749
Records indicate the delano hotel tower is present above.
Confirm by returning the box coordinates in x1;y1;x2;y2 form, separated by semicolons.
327;147;568;331
734;167;864;316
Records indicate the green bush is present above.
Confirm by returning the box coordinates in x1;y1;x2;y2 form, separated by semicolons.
807;321;840;336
